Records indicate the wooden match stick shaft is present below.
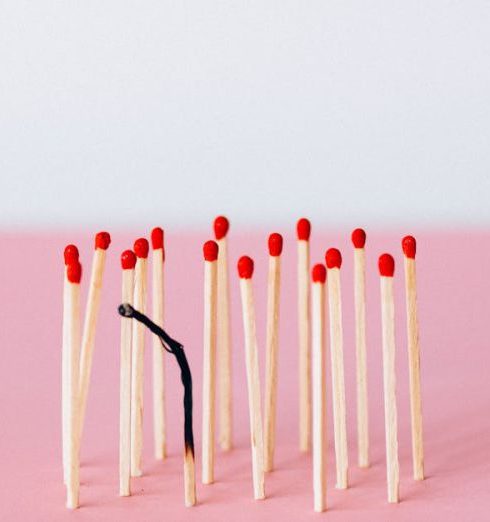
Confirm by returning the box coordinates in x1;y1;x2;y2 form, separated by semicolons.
312;279;327;512
119;268;134;496
184;447;196;507
152;248;166;460
380;275;400;503
327;268;349;489
240;278;265;500
202;259;217;484
216;236;232;451
264;254;281;472
354;248;369;468
62;272;69;484
131;257;147;477
404;257;424;480
298;239;311;452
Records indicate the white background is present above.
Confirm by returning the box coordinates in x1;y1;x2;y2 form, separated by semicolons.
1;1;490;229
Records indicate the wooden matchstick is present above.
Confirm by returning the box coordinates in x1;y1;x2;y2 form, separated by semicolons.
214;216;233;451
297;218;311;452
379;254;400;503
264;233;283;472
202;240;218;484
325;248;349;489
78;232;111;440
402;236;424;481
238;256;265;500
65;260;82;509
119;250;136;496
352;228;369;468
131;238;149;477
311;264;327;512
151;227;166;460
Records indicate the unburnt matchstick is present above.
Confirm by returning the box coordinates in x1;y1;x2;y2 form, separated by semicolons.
264;233;283;472
402;235;424;481
213;216;233;451
378;254;400;503
117;303;196;507
151;227;167;461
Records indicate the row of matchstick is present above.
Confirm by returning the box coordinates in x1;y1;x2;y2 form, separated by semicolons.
61;218;423;512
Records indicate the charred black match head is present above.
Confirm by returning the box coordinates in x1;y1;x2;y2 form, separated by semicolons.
118;303;135;318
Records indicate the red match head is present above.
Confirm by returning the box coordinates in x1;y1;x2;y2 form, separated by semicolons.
237;256;254;279
378;253;395;277
203;240;219;262
64;244;79;265
296;218;311;241
311;263;327;283
213;216;230;240
325;248;342;269
133;238;149;259
95;231;111;250
402;235;416;259
151;227;164;250
268;233;283;257
121;250;137;270
351;228;366;249
67;260;82;284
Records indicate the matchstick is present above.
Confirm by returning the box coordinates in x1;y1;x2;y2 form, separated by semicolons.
78;232;111;439
202;240;218;484
378;254;400;503
151;227;166;460
352;228;369;468
62;245;79;484
264;233;283;472
297;218;311;452
119;250;136;496
238;256;265;500
402;235;424;481
213;216;233;451
131;238;149;477
65;260;82;509
325;248;349;489
311;264;327;512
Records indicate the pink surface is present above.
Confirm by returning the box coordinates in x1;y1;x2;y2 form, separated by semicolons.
1;229;489;521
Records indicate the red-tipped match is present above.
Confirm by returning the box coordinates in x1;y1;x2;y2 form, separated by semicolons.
297;218;311;241
67;261;82;284
95;231;111;250
379;254;395;277
134;238;149;259
237;256;254;279
312;264;327;283
268;233;283;257
121;250;137;270
214;216;230;240
402;235;416;259
64;244;79;265
151;227;164;250
351;228;366;249
325;248;342;269
203;240;219;262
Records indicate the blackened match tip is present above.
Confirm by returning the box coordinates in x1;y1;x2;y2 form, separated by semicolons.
118;303;134;317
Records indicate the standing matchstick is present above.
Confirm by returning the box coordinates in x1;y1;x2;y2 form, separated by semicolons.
325;248;349;489
151;227;166;460
264;233;283;472
311;264;327;512
65;260;82;509
214;216;233;451
352;228;369;468
202;240;218;484
297;218;311;452
402;235;424;481
131;238;149;477
78;232;111;440
119;250;136;497
378;254;400;503
238;256;265;500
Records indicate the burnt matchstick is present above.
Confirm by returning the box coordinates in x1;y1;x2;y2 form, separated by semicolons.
118;303;196;507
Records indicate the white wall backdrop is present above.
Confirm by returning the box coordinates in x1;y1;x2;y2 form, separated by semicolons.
1;1;490;228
